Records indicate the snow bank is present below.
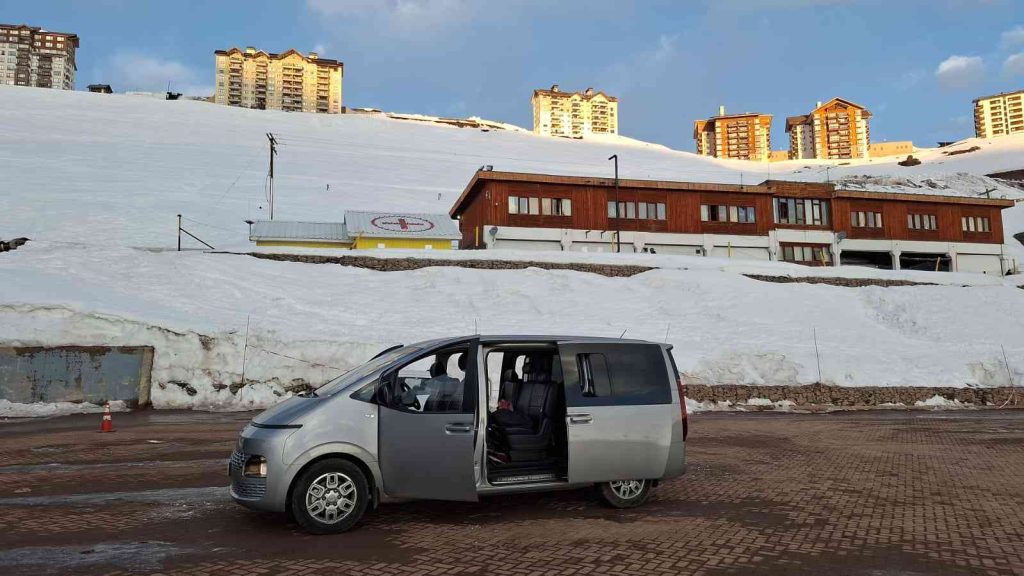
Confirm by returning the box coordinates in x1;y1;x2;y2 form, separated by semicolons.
914;395;969;409
0;399;128;419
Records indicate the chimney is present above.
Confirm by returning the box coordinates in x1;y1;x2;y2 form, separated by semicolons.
816;101;822;108
245;46;256;54
585;87;594;96
551;84;560;92
309;52;318;60
719;105;726;116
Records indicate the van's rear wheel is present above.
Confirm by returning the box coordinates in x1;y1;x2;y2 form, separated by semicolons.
598;479;651;508
291;459;369;534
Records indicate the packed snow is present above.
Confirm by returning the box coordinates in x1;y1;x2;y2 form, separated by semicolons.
0;399;129;419
1;86;1024;412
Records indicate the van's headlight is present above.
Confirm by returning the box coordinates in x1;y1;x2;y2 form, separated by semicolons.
243;455;267;478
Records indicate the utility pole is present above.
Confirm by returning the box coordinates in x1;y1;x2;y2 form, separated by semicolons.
267;133;278;220
608;154;620;253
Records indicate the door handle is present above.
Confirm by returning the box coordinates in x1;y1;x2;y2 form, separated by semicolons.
568;413;593;425
444;423;474;434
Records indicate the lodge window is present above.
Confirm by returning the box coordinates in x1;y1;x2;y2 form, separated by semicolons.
851;211;883;228
961;216;991;233
774;198;829;226
781;244;831;264
701;204;756;223
509;196;570;217
608;201;666;220
907;214;937;231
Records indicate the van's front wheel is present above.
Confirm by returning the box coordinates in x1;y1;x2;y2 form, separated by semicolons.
291;459;369;534
598;479;651;508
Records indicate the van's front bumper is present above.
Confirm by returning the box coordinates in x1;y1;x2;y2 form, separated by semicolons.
228;424;296;513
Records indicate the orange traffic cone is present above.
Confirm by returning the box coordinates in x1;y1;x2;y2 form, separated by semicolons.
100;402;114;433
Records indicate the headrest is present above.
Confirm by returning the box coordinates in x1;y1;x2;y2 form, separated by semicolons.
502;368;519;383
523;354;552;381
429;360;446;378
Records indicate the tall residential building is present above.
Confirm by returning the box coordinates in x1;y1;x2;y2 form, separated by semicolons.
532;85;618;137
693;107;773;161
973;90;1024;138
0;24;79;90
213;47;343;113
786;98;871;160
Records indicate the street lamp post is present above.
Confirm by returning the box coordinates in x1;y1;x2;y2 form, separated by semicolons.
608;154;620;253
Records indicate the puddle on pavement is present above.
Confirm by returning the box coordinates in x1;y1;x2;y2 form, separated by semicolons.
0;458;226;475
0;485;231;507
0;542;182;574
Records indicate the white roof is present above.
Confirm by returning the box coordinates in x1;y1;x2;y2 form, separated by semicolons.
344;211;462;240
250;220;349;242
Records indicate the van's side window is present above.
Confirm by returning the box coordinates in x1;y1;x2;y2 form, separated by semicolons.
572;345;671;406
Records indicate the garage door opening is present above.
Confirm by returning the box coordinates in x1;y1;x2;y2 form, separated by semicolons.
900;252;951;272
841;250;894;270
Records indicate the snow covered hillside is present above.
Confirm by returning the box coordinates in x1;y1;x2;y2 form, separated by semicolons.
2;86;1023;410
2;86;1022;249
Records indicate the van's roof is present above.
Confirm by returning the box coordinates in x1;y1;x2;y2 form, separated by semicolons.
408;335;666;348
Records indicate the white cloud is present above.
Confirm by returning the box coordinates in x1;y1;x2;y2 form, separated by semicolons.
306;0;472;32
1004;52;1024;77
1001;25;1024;49
934;55;985;89
105;52;211;96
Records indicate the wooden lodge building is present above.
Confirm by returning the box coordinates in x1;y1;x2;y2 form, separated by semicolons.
449;170;1016;274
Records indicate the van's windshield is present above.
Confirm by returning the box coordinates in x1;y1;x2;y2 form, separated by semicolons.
315;345;422;397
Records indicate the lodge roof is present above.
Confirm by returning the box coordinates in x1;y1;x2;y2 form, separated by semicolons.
449;170;1014;218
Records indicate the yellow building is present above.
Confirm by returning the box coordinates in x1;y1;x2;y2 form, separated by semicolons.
868;141;915;158
214;46;342;113
973;90;1024;138
250;212;462;250
532;85;618;137
693;107;773;161
786;98;871;160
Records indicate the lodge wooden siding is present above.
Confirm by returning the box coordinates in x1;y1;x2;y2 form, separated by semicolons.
832;198;1004;243
454;174;1011;249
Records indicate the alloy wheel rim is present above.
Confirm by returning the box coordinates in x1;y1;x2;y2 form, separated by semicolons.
609;479;644;500
306;472;356;524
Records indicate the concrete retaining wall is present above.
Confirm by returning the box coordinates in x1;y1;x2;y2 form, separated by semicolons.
0;346;154;407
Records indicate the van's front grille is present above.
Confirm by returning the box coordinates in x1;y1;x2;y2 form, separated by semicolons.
229;450;267;499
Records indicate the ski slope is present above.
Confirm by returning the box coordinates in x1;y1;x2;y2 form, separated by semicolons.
1;86;1023;411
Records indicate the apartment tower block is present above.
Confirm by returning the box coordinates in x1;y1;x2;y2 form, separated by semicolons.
786;98;871;160
532;85;619;137
693;107;773;161
0;23;79;90
973;90;1024;138
214;47;343;113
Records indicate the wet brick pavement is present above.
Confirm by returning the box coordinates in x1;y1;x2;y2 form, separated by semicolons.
0;409;1022;575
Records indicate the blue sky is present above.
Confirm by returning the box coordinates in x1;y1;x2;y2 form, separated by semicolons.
3;0;1023;150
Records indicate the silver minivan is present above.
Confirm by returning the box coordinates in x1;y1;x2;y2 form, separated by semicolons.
229;335;688;534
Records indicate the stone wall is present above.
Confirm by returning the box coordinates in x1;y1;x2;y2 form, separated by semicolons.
685;383;1020;408
239;252;653;277
235;252;945;288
